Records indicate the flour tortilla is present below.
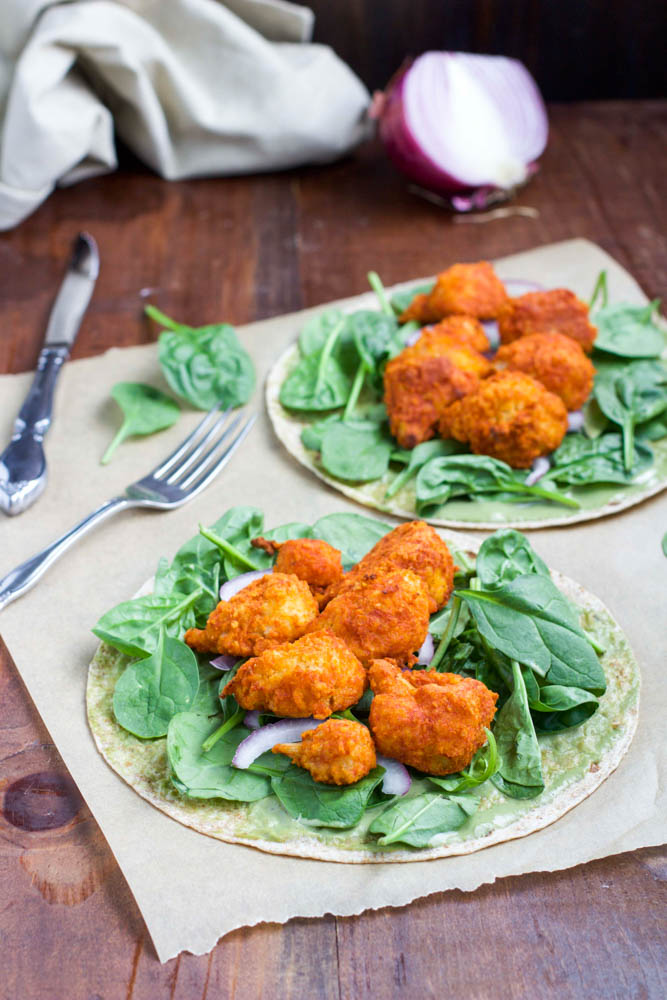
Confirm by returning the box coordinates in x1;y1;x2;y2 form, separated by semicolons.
86;529;640;864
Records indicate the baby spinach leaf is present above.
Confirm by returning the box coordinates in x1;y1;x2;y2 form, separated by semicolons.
320;423;392;482
299;309;345;357
301;412;387;453
455;575;606;694
594;361;667;471
528;684;599;733
385;439;464;499
428;597;470;641
280;319;352;411
491;662;544;799
147;306;255;410
101;382;180;465
428;729;498;794
369;791;478;847
113;631;200;738
153;556;220;626
167;713;271;801
548;432;654;485
92;590;201;658
310;512;391;568
390;282;434;317
592;300;665;358
476;530;550;589
270;765;385;828
199;506;269;579
581;397;609;439
191;666;224;717
637;411;667;441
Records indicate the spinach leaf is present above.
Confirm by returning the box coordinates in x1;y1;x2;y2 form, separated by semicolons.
662;532;667;558
594;361;667;471
320;423;392;482
310;512;391;568
390;282;434;317
299;309;345;357
637;411;667;441
476;530;550;589
113;631;200;738
529;684;599;733
153;555;220;626
92;590;201;658
191;664;224;717
301;414;344;452
428;597;470;640
270;765;385;828
428;729;498;793
280;319;352;411
593;300;665;358
455;575;606;694
368;791;478;847
581;397;609;439
548;432;654;485
199;506;270;579
167;713;271;801
491;661;544;799
147;306;255;411
385;439;464;499
101;382;180;465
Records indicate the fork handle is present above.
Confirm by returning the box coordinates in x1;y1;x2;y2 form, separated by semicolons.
0;496;136;610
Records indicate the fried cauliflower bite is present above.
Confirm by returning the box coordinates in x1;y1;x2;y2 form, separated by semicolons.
325;521;455;613
399;262;508;324
383;329;492;449
439;370;568;468
428;315;491;353
497;289;597;353
495;331;595;411
184;573;318;657
308;570;430;667
272;719;376;785
221;629;367;719
252;537;344;608
368;660;498;775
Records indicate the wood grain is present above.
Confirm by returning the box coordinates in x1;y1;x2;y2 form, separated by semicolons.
1;102;666;997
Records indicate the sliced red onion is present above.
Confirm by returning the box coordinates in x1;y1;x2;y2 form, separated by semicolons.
481;319;500;351
377;756;412;796
209;654;237;671
525;456;551;486
405;328;422;346
378;52;548;203
244;710;261;730
567;411;585;432
417;633;434;665
232;718;321;769
219;569;271;601
503;278;545;297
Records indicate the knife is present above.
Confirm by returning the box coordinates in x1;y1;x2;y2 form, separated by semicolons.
0;233;99;516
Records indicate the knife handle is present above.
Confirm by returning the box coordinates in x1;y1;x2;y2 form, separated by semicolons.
14;344;71;441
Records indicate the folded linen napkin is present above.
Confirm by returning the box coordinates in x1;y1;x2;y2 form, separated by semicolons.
0;0;370;229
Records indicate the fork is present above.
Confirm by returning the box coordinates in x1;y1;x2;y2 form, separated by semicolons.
0;404;255;611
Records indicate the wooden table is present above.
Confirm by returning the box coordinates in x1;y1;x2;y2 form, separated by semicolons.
1;101;665;998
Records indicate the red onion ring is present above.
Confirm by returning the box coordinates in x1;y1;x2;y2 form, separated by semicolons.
525;456;551;486
219;569;271;601
377;756;412;796
417;633;434;665
209;654;237;671
232;718;321;769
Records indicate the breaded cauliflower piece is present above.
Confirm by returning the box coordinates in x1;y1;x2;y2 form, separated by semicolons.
368;660;497;775
426;315;491;353
308;570;430;667
399;261;508;324
221;629;367;719
384;327;492;449
273;719;377;785
495;331;595;411
325;520;455;614
497;288;597;353
439;370;568;468
252;536;344;608
184;573;318;657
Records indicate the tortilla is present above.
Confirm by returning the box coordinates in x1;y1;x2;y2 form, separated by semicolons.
265;275;667;530
86;527;640;864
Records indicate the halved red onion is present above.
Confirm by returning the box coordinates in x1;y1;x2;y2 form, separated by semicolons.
525;456;551;486
417;633;434;665
377;756;412;796
377;52;548;205
210;654;237;671
567;411;585;433
219;569;271;601
232;718;321;769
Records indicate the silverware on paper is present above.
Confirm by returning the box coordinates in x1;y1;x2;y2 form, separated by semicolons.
0;405;256;611
0;233;99;516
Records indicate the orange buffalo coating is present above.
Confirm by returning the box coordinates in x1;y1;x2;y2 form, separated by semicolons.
439;370;568;468
325;520;455;614
384;326;493;449
497;289;597;353
184;573;318;658
221;629;367;719
399;261;508;324
308;570;430;667
495;331;595;411
252;536;343;608
273;719;377;785
368;660;498;775
426;315;492;353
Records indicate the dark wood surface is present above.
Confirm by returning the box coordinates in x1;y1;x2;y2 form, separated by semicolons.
1;101;666;998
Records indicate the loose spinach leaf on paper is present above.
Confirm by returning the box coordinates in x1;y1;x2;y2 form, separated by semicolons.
92;590;201;658
113;631;200;738
428;729;498;794
476;530;551;589
147;306;255;411
310;512;391;568
101;382;180;465
547;432;654;486
320;423;393;482
167;714;271;801
455;575;606;694
594;361;667;472
528;684;599;733
369;791;478;847
491;662;544;799
385;439;464;499
390;282;435;317
592;300;665;358
271;765;385;828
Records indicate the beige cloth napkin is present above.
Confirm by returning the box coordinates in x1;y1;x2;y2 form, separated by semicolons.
0;240;665;962
0;0;370;229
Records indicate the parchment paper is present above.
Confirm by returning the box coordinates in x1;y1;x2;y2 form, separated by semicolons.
0;239;665;962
